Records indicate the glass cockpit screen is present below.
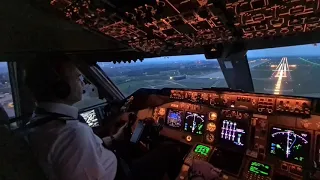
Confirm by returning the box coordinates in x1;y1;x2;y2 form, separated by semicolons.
194;144;211;157
249;161;271;176
219;120;247;149
184;112;205;135
269;127;311;164
80;109;99;127
166;109;183;128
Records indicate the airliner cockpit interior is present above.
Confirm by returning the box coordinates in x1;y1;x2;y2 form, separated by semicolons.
3;0;320;179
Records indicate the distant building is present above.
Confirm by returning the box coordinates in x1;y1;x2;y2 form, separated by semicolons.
169;75;186;80
160;70;180;76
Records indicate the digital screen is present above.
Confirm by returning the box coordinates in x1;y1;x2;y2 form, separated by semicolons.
269;127;310;164
249;161;271;176
194;144;211;156
184;112;205;135
166;109;183;128
219;120;247;148
80;110;99;127
130;121;144;143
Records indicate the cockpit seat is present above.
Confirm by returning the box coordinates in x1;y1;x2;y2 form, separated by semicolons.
0;116;47;180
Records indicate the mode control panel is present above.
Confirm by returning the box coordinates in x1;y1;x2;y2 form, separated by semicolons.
257;97;275;114
276;98;311;116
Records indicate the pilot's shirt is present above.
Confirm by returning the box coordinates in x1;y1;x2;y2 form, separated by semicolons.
27;102;117;180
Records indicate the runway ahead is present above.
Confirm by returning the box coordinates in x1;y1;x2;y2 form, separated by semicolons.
272;57;291;95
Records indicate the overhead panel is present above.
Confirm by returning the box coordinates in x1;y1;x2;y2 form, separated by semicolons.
49;0;320;55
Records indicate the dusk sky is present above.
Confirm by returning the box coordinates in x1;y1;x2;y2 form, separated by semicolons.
101;43;320;66
247;43;320;58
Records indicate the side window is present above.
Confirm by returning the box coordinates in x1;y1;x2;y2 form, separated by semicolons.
0;62;15;117
73;76;106;109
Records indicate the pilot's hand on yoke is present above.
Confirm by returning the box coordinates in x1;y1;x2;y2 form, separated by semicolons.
113;122;127;141
102;123;127;147
189;160;219;180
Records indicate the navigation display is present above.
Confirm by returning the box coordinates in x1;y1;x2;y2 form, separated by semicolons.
184;112;205;135
166;109;183;128
80;109;99;127
249;161;271;176
194;144;211;156
219;120;247;149
269;127;310;164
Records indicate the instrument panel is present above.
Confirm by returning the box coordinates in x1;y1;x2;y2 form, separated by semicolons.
153;89;319;179
170;89;311;116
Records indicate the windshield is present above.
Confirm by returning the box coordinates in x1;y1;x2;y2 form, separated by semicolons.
248;43;320;98
98;54;227;97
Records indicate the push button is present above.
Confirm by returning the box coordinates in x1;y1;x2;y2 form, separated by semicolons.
281;163;288;171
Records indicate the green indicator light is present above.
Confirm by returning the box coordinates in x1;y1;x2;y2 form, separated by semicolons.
249;161;271;177
194;144;210;156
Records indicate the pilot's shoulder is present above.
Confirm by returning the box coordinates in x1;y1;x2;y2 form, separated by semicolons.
60;121;95;143
63;120;92;134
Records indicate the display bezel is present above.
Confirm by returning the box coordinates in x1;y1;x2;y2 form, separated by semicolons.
268;126;311;165
165;109;184;129
183;111;207;135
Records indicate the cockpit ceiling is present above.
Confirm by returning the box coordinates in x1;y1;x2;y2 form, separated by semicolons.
49;0;320;55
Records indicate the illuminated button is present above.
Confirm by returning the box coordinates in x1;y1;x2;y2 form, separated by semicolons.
209;112;217;121
186;135;192;142
206;123;216;132
296;166;302;173
289;165;296;172
281;163;288;171
222;174;229;179
158;108;166;116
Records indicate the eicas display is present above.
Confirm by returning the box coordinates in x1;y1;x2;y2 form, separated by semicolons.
249;161;271;177
219;120;247;148
270;127;310;164
80;110;99;127
194;144;211;157
166;109;183;128
184;112;205;135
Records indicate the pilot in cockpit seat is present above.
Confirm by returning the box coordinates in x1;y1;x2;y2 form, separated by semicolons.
24;54;186;180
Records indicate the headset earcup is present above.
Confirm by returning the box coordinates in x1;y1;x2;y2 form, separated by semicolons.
53;81;71;99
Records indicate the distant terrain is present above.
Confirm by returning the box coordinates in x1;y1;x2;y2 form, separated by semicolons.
101;56;320;98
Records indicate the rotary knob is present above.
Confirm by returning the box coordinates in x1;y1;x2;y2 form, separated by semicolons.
186;135;192;142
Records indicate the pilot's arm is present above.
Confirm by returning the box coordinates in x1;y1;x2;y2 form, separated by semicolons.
102;123;127;147
51;124;117;180
184;160;219;180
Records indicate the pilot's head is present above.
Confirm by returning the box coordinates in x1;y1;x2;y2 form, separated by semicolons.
25;54;84;105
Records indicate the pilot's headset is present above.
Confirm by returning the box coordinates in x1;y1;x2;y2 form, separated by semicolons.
52;56;71;99
41;54;73;100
